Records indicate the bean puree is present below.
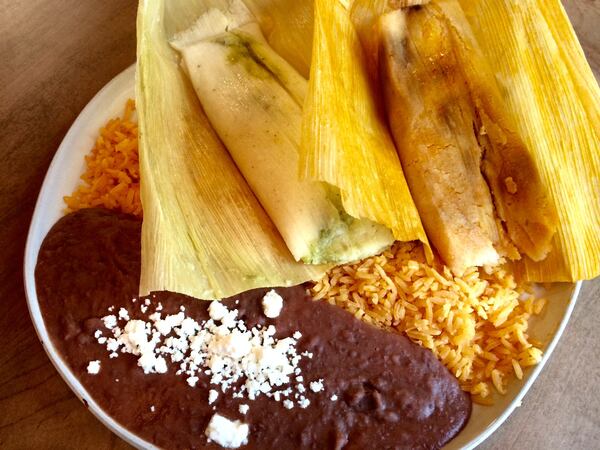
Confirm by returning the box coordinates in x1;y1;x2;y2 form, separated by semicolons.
35;208;471;449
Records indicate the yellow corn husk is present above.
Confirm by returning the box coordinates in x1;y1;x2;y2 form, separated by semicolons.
301;0;430;257
170;1;395;265
372;0;558;273
242;0;313;78
350;0;431;76
136;0;325;300
458;0;600;281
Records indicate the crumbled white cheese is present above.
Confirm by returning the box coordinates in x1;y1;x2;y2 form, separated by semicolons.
119;320;148;352
118;307;130;321
97;301;310;399
150;405;155;412
309;379;324;393
156;357;168;373
106;338;119;351
262;290;283;318
205;413;249;448
87;360;101;375
102;315;117;330
114;319;167;374
93;298;328;438
330;394;338;402
180;317;200;336
209;301;229;321
298;397;310;409
283;399;294;409
154;312;185;336
208;389;219;404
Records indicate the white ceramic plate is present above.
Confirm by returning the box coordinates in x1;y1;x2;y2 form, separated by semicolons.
23;65;581;450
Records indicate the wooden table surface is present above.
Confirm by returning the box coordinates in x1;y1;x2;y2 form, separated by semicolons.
0;1;598;449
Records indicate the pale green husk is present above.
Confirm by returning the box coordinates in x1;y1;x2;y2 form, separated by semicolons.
136;0;325;300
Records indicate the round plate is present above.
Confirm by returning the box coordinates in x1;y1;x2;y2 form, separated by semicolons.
23;65;581;450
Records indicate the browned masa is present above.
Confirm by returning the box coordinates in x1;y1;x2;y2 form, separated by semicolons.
34;208;471;449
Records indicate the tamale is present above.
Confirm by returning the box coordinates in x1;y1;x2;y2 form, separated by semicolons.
458;0;600;281
136;0;325;300
372;1;557;273
301;0;430;256
170;0;395;265
242;0;313;78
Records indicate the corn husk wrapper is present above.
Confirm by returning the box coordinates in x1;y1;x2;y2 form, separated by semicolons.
458;0;600;281
242;0;313;78
136;0;325;300
301;0;430;256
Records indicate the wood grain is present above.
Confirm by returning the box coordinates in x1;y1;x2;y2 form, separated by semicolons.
0;1;597;449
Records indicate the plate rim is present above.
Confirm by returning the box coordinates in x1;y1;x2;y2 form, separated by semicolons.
22;65;583;450
460;281;581;450
23;64;154;450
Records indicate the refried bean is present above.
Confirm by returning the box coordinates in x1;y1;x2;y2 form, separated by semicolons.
35;208;471;449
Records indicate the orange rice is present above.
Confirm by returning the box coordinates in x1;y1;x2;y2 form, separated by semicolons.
64;99;142;217
312;242;546;403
